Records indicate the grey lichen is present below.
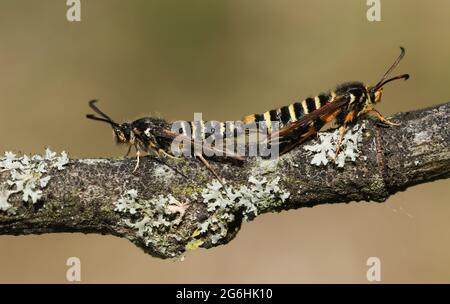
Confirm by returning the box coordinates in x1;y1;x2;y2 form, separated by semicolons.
113;189;190;256
195;176;290;245
251;158;280;177
0;149;69;214
413;131;429;145
114;175;290;254
303;124;365;168
78;158;110;165
153;165;175;180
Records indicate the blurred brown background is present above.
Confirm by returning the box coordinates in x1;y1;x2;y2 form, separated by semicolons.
0;0;449;283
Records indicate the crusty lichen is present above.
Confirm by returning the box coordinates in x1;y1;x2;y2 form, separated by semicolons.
251;158;280;177
303;124;365;168
0;149;69;214
78;158;109;165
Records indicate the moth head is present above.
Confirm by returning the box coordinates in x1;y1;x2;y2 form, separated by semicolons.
368;47;409;104
86;100;132;144
366;87;383;104
112;123;132;144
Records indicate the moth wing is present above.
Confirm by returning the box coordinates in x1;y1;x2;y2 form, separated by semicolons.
159;129;245;161
272;95;349;140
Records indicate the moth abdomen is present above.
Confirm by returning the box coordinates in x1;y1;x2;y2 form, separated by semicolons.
242;91;336;133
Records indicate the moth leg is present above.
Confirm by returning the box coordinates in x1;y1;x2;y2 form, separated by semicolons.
369;109;400;126
132;147;141;173
158;149;182;160
196;153;224;186
124;145;132;157
334;125;348;158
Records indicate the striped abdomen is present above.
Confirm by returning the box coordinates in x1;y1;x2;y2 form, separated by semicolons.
176;87;369;142
179;120;240;142
242;92;337;133
178;92;338;141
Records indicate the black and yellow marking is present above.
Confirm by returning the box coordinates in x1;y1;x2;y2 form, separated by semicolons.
304;97;316;114
242;92;337;134
287;104;297;122
189;120;242;140
318;94;329;107
269;109;279;123
293;102;304;119
280;106;292;126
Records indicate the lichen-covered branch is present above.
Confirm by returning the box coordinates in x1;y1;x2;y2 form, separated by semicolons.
0;102;449;258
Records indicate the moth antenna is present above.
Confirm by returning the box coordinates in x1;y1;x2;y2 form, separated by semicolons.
86;100;119;126
373;47;407;90
88;100;116;123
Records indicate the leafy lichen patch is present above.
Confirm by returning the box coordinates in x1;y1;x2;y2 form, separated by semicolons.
0;149;69;214
114;175;289;255
303;124;365;168
195;176;290;245
113;189;190;256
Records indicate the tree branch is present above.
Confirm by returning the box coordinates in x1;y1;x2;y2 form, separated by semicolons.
0;102;449;258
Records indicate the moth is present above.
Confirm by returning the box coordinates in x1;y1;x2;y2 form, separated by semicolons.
242;47;409;155
86;100;243;182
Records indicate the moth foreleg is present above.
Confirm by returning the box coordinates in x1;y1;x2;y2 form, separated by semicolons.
369;109;400;126
132;146;141;173
334;125;348;158
158;148;182;160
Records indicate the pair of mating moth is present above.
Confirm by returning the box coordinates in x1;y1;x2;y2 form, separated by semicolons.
87;48;409;181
